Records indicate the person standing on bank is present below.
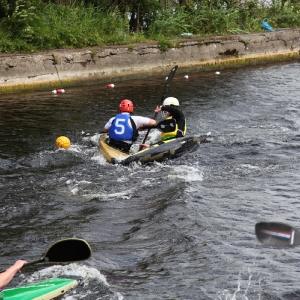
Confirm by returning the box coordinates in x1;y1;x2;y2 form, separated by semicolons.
102;99;157;153
0;260;27;289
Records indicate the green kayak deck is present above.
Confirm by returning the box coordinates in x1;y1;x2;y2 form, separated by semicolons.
0;278;77;300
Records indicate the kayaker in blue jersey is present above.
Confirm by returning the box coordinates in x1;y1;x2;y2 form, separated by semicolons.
0;260;27;289
103;99;156;153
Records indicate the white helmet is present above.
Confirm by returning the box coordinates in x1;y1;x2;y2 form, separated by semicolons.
163;97;179;106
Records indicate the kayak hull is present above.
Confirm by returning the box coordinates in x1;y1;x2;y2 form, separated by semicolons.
99;134;129;163
0;278;77;300
99;133;207;165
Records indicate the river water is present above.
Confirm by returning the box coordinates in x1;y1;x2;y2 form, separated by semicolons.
1;61;300;300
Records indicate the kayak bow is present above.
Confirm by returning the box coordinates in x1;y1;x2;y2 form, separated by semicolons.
0;278;77;300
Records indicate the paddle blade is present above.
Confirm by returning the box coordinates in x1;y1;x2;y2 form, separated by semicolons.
159;65;178;104
44;238;92;263
165;65;178;88
255;222;300;247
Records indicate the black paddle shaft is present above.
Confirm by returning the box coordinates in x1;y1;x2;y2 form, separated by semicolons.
255;222;300;247
141;65;178;145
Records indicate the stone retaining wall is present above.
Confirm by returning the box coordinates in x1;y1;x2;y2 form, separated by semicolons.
1;28;300;92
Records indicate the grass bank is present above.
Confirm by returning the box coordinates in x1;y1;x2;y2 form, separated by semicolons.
0;1;300;53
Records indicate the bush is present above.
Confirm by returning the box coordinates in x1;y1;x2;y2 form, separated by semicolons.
0;0;300;53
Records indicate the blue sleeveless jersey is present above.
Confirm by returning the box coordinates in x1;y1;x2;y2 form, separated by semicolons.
109;114;133;141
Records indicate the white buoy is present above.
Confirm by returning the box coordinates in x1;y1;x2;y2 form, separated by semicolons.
184;75;189;79
215;71;220;75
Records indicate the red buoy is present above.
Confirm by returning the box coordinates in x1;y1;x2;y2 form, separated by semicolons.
52;89;65;94
106;84;115;88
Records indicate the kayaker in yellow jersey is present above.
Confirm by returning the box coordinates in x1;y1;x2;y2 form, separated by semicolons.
0;260;27;288
156;97;186;140
140;97;186;149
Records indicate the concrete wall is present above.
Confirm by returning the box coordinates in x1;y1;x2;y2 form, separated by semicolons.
0;28;300;92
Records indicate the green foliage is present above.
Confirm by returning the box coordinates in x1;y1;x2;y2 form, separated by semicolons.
3;0;41;42
0;0;10;18
0;24;34;52
128;44;135;51
157;38;178;52
193;5;241;34
0;0;300;53
272;4;300;28
127;32;147;43
34;3;129;48
90;50;97;59
147;7;194;38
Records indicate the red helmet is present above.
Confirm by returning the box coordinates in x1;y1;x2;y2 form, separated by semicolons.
119;99;134;113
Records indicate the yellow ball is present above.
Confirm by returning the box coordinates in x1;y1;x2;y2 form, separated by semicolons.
55;136;71;149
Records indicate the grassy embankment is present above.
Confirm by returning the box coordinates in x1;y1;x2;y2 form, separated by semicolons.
0;2;300;53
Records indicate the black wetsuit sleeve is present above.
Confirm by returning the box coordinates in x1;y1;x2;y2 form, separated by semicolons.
161;105;183;117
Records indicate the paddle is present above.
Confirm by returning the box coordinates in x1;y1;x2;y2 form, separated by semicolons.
140;65;178;147
1;238;92;272
255;222;300;247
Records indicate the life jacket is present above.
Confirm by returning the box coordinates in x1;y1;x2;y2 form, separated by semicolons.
161;117;186;141
109;114;138;142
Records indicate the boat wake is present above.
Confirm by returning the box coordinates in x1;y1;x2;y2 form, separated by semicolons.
20;263;123;300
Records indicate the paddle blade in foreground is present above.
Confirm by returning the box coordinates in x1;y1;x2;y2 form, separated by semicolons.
44;238;92;263
255;222;300;247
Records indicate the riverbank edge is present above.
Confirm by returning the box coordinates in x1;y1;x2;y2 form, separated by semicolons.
1;28;300;93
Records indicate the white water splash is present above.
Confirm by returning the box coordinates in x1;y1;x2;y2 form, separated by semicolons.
167;165;204;182
19;264;123;300
63;178;133;201
217;268;261;300
22;263;108;286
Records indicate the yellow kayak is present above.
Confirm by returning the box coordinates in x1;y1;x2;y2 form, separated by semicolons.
99;133;208;165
